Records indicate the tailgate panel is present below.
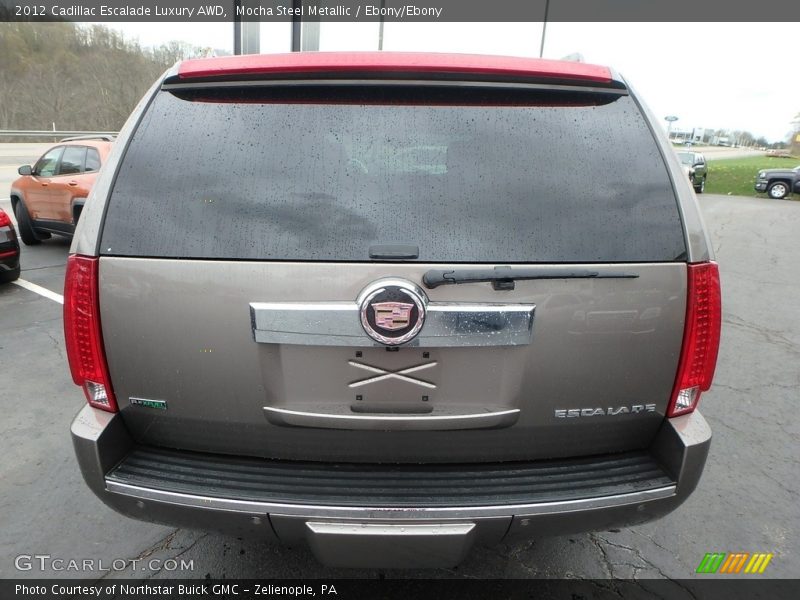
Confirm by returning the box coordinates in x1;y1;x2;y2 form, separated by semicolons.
100;258;685;463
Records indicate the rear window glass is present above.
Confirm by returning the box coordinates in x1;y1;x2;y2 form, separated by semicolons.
101;86;686;263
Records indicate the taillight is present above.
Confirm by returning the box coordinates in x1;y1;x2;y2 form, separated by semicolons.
63;255;118;412
0;209;12;227
668;262;722;417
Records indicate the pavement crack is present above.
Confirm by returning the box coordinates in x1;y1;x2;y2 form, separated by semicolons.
710;415;749;436
20;264;68;272
437;567;481;579
581;579;626;599
593;535;700;599
143;532;209;580
44;330;65;360
134;529;181;561
757;469;798;497
710;213;734;256
588;532;615;578
724;270;798;288
95;529;181;581
723;313;800;356
630;530;685;566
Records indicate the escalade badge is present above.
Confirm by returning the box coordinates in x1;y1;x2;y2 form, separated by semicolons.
358;279;427;346
554;404;656;418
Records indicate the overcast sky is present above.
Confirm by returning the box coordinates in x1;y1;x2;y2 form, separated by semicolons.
101;21;798;142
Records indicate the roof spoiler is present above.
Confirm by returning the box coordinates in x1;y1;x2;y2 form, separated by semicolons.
165;52;628;93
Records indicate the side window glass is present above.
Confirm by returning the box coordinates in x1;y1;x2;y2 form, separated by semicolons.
85;148;101;172
34;147;64;177
58;146;86;176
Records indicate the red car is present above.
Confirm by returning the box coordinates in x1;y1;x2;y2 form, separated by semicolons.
0;208;20;283
10;137;113;245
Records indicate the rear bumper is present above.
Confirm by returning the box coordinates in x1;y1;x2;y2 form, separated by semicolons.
0;251;20;273
0;228;20;272
72;405;711;568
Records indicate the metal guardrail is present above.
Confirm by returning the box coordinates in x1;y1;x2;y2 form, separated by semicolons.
0;130;119;139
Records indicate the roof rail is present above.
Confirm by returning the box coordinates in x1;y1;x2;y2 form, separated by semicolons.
59;134;116;142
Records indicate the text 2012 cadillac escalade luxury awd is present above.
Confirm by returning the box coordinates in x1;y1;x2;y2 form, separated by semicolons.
66;52;721;568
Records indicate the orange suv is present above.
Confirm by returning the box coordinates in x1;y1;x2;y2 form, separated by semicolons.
10;136;113;245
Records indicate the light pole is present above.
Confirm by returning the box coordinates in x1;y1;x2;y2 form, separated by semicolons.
378;0;385;50
665;115;679;141
539;0;550;58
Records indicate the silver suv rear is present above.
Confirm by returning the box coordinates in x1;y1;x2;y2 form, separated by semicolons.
67;52;721;568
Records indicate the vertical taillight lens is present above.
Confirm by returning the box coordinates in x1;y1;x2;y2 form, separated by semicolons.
63;255;118;412
668;262;722;417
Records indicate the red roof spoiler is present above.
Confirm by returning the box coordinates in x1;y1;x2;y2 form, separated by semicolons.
177;52;614;85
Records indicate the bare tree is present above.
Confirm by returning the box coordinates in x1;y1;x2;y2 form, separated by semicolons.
0;22;202;132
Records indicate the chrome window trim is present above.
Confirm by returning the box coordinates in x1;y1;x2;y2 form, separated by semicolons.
105;481;676;520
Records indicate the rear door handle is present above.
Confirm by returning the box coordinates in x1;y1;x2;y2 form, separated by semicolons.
68;181;78;186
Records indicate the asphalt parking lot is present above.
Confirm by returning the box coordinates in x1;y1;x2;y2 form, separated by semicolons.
1;145;798;584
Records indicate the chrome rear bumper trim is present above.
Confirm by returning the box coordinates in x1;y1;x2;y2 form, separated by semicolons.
307;522;476;536
105;481;676;520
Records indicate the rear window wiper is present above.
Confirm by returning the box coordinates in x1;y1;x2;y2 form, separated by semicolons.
422;266;640;290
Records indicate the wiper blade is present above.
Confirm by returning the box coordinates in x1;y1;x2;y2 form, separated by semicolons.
422;266;639;290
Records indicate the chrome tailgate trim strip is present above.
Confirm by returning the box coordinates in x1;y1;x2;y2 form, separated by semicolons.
263;406;520;431
250;301;535;347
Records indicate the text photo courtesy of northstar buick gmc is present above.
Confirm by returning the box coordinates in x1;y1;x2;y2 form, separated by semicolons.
65;52;721;568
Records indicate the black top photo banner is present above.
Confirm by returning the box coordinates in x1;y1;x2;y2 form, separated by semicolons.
1;0;799;23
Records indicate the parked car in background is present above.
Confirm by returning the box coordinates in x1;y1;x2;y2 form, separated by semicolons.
10;136;114;245
676;151;708;193
0;208;20;283
754;165;800;199
766;149;793;158
67;52;720;569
